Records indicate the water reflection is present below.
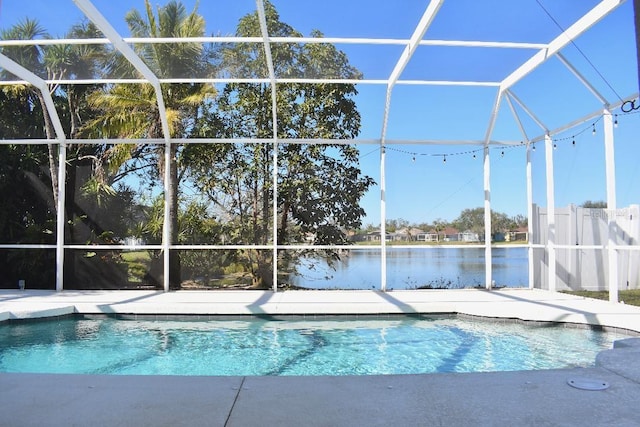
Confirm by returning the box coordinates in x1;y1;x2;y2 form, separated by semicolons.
291;247;528;290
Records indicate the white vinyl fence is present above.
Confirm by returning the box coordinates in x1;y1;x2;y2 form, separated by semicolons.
531;204;640;291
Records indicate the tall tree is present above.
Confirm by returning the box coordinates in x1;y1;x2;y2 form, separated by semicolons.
0;91;57;289
0;19;60;208
188;1;374;287
581;200;607;208
83;0;216;288
452;207;514;237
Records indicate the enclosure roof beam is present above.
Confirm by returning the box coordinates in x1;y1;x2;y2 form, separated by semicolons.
0;54;66;140
381;0;444;142
505;94;530;143
0;137;524;146
256;0;279;131
505;89;549;133
556;52;610;105
500;0;625;92
528;91;638;143
483;90;503;145
0;78;502;87
72;0;171;141
0;36;547;49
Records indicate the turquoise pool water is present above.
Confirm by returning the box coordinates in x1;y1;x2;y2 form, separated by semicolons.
0;316;627;376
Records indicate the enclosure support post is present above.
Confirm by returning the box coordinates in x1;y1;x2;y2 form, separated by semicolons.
544;133;557;292
483;145;492;289
603;108;619;302
380;144;387;292
162;141;171;293
526;143;534;289
272;139;279;293
56;140;67;292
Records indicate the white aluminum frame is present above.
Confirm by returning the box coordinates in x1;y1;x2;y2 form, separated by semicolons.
0;0;634;299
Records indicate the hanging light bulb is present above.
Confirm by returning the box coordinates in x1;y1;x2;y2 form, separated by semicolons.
443;155;447;164
472;153;476;159
501;150;505;157
532;144;536;151
592;124;596;135
412;155;416;163
553;143;557;150
614;115;618;128
572;138;576;146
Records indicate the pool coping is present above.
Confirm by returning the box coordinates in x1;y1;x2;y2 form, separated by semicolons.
2;288;640;332
5;311;640;338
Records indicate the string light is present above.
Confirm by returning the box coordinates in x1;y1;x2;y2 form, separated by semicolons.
376;102;635;161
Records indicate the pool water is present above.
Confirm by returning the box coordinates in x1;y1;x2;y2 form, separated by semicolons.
0;316;627;376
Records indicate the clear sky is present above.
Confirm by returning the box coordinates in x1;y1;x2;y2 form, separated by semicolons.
2;0;639;226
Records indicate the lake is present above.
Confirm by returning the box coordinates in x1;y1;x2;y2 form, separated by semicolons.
290;247;529;290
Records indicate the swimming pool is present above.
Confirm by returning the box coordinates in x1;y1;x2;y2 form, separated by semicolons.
0;315;628;376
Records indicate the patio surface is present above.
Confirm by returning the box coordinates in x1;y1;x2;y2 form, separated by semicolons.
2;288;640;426
2;288;640;331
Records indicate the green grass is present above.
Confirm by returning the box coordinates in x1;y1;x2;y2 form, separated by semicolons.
562;289;640;307
121;251;151;263
121;251;151;283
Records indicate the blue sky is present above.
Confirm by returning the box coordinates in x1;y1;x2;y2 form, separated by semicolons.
2;0;638;226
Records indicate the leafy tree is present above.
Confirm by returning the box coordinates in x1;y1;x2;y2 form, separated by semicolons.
187;1;374;287
510;214;528;229
452;207;514;237
452;208;484;234
431;218;448;241
0;19;61;207
386;218;410;233
0;141;57;288
83;0;217;288
581;200;607;208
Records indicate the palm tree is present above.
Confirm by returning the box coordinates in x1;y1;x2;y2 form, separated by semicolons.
45;21;106;139
83;0;216;288
0;19;60;208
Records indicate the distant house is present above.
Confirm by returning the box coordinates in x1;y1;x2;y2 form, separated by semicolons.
363;230;391;241
506;226;529;242
459;230;480;242
417;231;439;242
363;228;428;242
394;227;426;241
442;227;460;242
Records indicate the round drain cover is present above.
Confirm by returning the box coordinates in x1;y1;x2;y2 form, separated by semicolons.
567;377;610;391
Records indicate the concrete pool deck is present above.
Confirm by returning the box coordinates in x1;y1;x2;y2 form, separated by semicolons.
2;288;640;426
2;288;640;332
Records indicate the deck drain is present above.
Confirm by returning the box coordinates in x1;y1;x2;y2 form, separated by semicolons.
567;377;610;391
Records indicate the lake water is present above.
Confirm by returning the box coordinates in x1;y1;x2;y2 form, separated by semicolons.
290;247;528;290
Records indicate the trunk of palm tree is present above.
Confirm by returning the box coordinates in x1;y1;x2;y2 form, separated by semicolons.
67;86;81;139
35;90;59;209
168;144;181;289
